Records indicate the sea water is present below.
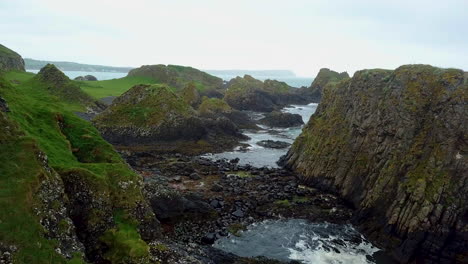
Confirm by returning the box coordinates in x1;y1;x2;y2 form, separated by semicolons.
204;103;318;167
27;70;127;80
26;70;313;87
213;219;384;264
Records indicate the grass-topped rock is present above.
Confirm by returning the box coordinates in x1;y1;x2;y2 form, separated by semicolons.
308;68;349;101
93;84;246;154
0;71;160;263
127;64;224;95
284;64;468;263
224;75;312;112
0;43;25;72
35;64;105;112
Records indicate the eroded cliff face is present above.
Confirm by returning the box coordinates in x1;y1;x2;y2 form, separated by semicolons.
0;44;25;72
285;65;468;263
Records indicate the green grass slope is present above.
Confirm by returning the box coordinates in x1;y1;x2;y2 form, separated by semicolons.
0;72;154;263
79;76;157;99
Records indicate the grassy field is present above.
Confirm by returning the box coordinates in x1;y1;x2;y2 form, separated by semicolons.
79;76;157;98
4;71;157;99
0;71;150;263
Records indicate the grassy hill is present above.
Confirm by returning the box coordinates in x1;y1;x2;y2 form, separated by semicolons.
0;68;156;263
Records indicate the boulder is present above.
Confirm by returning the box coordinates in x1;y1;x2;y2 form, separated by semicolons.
257;140;291;149
259;111;304;127
0;96;9;112
285;64;468;263
74;75;98;81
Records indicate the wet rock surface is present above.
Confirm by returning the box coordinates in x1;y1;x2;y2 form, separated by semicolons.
121;150;355;263
259;111;304;128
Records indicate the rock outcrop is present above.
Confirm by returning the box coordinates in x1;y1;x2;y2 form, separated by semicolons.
259;111;304;127
257;140;291;149
35;64;105;111
181;82;201;107
224;75;311;112
74;75;98;81
285;65;468;263
93;84;246;154
0;44;25;72
127;64;225;97
308;68;349;102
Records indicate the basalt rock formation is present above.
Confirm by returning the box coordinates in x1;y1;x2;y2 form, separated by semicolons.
223;75;310;112
308;68;349;102
259;111;304;128
0;44;25;72
285;65;468;263
127;64;225;97
93;84;246;154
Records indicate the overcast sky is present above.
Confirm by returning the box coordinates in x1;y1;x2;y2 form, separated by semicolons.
1;0;467;76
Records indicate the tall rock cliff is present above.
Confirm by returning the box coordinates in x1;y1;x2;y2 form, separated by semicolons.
0;44;25;72
285;65;467;263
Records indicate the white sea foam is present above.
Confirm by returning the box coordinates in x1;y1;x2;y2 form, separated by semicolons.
214;219;381;264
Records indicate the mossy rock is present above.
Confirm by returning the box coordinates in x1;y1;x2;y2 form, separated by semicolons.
308;68;349;99
286;64;468;263
198;96;231;115
0;43;25;72
34;64;100;108
127;64;223;92
180;82;201;107
94;84;194;129
223;75;292;112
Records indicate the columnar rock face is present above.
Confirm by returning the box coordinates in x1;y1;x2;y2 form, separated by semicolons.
308;68;349;101
285;65;467;263
0;44;25;72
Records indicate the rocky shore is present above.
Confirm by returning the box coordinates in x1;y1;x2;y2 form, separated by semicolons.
119;150;358;263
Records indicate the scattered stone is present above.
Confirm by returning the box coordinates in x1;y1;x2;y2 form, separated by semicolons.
232;209;244;218
189;172;201;180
